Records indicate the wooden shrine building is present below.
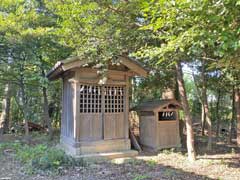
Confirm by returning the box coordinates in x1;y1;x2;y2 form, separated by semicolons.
47;56;148;157
135;99;181;151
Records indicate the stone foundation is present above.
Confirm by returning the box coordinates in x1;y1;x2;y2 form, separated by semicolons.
60;136;137;159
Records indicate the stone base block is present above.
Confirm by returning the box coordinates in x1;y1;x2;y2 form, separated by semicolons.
59;136;137;159
74;150;138;160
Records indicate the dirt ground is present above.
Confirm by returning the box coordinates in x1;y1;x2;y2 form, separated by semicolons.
0;135;239;180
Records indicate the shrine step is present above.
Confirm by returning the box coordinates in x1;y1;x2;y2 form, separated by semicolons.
74;150;138;160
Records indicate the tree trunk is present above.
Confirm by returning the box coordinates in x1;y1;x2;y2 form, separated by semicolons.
176;61;196;161
235;88;240;146
201;60;212;151
41;68;53;139
201;104;206;136
228;88;235;144
42;86;53;139
179;118;185;145
0;83;11;135
216;90;221;138
192;73;206;136
19;76;29;138
131;77;136;104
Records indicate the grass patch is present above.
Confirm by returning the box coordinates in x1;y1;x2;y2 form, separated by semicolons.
161;148;175;155
127;158;144;166
146;159;157;167
163;169;176;177
132;174;150;180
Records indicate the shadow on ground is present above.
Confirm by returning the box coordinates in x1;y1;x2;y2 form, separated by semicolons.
104;159;215;180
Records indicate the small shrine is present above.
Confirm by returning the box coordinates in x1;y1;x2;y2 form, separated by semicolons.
47;56;148;157
135;99;181;150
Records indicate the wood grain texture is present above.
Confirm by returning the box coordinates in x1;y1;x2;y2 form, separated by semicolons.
104;113;124;139
139;116;156;148
78;113;102;141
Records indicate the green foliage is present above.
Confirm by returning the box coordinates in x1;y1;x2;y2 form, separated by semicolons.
0;0;72;127
0;142;86;174
162;148;175;155
0;0;239;146
19;145;85;173
127;159;144;166
146;159;157;167
0;141;22;155
163;169;176;178
133;174;150;180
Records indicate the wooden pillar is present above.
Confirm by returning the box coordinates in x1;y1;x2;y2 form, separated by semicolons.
155;110;159;147
61;78;65;137
101;86;105;139
125;75;130;139
74;81;80;142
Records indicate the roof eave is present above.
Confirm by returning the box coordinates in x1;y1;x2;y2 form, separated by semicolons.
133;99;182;112
46;55;149;81
118;56;149;78
46;61;64;81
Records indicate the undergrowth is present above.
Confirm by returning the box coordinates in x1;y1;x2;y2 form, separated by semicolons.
0;142;86;174
133;174;150;180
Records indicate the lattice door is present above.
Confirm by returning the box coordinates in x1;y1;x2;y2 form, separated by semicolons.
78;85;102;141
104;86;125;140
79;85;102;113
78;84;125;141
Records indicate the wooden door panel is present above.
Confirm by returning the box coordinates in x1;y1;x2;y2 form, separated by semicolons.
78;84;125;141
104;114;115;139
104;113;124;139
79;114;102;141
103;86;125;140
158;121;178;146
115;113;124;138
78;85;102;141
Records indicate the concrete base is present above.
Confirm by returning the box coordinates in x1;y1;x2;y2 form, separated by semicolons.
59;136;137;159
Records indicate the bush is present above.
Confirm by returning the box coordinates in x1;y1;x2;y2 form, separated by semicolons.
0;142;86;174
